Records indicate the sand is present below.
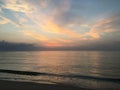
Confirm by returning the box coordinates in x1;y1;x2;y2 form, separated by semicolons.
0;80;91;90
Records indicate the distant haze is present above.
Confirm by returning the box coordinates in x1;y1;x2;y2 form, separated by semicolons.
0;40;120;51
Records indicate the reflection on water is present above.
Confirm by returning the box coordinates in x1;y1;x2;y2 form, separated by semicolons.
89;52;102;77
0;51;120;89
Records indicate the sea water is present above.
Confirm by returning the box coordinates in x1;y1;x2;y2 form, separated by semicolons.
0;51;120;89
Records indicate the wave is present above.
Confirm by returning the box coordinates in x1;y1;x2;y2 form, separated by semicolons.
0;69;120;83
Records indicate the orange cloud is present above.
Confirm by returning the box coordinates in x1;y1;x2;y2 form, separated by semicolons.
38;18;81;38
22;30;48;42
83;16;120;39
1;0;106;46
21;30;73;47
0;17;9;25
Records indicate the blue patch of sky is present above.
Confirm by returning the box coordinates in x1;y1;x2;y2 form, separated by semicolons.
1;9;20;25
70;0;120;22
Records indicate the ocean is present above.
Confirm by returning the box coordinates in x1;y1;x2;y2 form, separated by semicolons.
0;51;120;89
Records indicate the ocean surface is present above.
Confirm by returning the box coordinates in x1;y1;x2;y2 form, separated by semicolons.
0;51;120;89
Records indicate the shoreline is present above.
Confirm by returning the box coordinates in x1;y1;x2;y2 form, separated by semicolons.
0;80;91;90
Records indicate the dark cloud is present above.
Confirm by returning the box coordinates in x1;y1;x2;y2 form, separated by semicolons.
53;11;83;27
48;0;84;27
0;40;41;51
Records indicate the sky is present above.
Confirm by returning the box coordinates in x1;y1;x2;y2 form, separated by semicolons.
0;0;120;50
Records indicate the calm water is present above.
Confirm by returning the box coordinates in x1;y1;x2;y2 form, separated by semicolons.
0;51;120;89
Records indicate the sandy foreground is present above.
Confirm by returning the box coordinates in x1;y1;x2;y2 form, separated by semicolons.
0;80;92;90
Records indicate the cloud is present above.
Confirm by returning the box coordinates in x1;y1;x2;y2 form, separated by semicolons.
0;40;40;51
21;29;74;47
17;11;120;48
48;0;84;27
23;0;82;27
0;16;9;25
0;0;81;41
84;13;120;39
25;0;49;8
1;0;120;49
0;0;32;13
16;1;82;39
0;15;22;27
22;30;49;42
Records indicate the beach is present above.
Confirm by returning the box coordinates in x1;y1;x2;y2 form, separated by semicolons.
0;80;91;90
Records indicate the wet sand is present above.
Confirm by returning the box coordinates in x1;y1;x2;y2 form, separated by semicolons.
0;80;91;90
